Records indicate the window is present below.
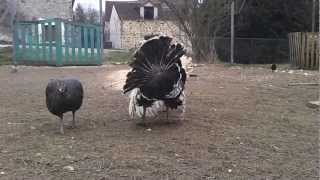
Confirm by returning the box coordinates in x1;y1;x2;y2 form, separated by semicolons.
144;7;154;20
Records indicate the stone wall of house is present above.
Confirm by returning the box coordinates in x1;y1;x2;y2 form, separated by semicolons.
121;20;189;50
0;0;73;42
17;0;73;21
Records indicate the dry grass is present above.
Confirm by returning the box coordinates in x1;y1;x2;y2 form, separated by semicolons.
0;47;12;65
104;50;133;65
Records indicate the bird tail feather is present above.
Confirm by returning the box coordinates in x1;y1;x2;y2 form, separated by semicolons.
128;88;166;119
123;35;185;94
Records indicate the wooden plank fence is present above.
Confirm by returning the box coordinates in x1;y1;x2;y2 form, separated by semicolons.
13;18;102;66
288;32;319;70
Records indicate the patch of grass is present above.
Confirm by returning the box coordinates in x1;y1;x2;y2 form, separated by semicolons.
0;47;12;65
105;49;134;65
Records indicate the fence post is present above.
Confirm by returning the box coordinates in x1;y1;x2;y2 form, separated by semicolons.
297;33;301;67
310;33;315;69
297;33;301;68
95;26;101;64
301;33;306;68
12;22;18;65
315;33;318;69
71;24;76;63
78;26;83;62
288;33;292;66
55;19;63;66
40;23;46;62
34;23;40;62
90;28;94;61
293;33;297;67
64;23;69;64
306;33;310;69
84;27;89;61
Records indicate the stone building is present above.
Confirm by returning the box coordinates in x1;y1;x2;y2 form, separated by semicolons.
0;0;74;42
17;0;74;21
104;0;186;49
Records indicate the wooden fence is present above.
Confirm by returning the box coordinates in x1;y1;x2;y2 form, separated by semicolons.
288;32;319;70
13;18;102;66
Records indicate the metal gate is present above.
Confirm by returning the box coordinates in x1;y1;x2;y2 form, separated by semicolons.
13;18;102;66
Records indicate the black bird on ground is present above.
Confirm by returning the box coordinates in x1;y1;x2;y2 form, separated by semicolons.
123;35;187;125
46;79;83;134
271;64;277;72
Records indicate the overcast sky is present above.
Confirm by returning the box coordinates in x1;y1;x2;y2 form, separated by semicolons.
73;0;136;11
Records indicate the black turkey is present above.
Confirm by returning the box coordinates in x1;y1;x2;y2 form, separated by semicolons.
123;35;187;125
271;64;277;72
46;79;83;134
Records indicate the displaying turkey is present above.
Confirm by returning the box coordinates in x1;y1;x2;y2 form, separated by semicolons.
46;79;84;134
123;35;187;125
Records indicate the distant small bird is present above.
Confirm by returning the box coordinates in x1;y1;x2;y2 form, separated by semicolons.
123;35;187;125
271;64;277;72
46;79;83;134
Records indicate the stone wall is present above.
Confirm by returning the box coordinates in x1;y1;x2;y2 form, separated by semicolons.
0;0;73;42
120;20;189;50
17;0;73;21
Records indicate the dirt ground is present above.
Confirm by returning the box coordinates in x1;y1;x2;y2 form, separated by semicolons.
0;63;318;180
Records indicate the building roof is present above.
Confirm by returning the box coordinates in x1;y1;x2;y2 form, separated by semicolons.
105;1;172;21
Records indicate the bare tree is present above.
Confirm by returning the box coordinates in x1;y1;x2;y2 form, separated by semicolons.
74;3;87;23
0;0;17;29
74;4;101;24
87;7;100;24
160;0;230;62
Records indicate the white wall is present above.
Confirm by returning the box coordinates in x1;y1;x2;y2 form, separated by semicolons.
109;5;121;49
104;22;110;40
154;7;158;19
140;6;144;19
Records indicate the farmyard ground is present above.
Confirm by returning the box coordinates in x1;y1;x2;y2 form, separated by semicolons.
0;64;318;180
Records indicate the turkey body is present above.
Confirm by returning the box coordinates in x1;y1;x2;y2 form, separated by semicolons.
123;35;187;124
271;64;277;72
46;79;83;134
